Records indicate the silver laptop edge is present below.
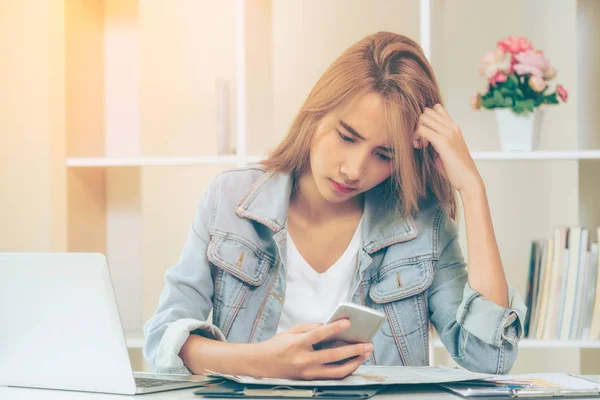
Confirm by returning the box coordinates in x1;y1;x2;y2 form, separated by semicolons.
0;252;208;395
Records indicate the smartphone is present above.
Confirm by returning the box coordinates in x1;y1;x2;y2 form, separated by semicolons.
316;302;386;349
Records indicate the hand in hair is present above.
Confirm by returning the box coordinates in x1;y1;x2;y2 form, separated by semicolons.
414;104;483;195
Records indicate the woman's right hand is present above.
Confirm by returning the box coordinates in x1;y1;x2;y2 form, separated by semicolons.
253;319;373;380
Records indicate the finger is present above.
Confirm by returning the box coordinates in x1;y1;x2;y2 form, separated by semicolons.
287;323;323;334
423;107;449;126
413;135;429;149
306;352;369;380
413;127;430;149
311;342;373;365
419;113;452;137
416;124;447;150
413;137;421;149
433;103;452;120
302;319;350;347
431;104;461;135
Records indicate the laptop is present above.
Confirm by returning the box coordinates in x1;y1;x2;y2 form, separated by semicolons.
0;252;216;395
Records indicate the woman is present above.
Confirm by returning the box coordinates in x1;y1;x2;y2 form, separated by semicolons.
143;32;526;379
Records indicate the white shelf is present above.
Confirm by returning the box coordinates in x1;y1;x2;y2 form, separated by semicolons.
471;150;600;160
241;151;600;162
125;331;144;349
127;335;600;350
66;156;239;167
432;339;600;349
65;151;600;167
252;151;600;161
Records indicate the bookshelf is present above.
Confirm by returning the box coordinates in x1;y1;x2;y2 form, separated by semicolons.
426;0;600;375
59;0;599;374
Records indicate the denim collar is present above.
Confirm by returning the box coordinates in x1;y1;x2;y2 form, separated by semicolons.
235;169;418;253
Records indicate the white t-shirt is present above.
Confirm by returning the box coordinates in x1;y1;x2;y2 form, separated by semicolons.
276;218;363;334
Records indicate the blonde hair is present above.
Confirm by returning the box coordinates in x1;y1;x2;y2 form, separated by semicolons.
261;31;457;220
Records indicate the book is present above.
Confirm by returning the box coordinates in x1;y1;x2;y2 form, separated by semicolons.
523;241;538;337
535;238;554;339
589;227;600;339
556;233;572;339
539;239;555;338
542;227;569;339
570;246;589;339
532;239;548;338
581;243;598;339
525;226;599;340
560;227;584;340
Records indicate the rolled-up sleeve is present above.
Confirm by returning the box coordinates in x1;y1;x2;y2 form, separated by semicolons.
428;207;527;374
149;318;226;375
457;282;526;347
142;177;227;375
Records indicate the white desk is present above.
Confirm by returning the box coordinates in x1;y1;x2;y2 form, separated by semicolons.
1;376;598;400
0;385;452;400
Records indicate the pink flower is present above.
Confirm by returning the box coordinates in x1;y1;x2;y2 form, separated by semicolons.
513;50;550;77
470;92;482;110
557;84;568;102
515;50;550;70
497;36;533;54
513;64;544;77
513;64;544;78
480;49;511;79
529;76;546;92
490;71;507;86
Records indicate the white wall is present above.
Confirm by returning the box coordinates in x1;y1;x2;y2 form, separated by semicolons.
0;0;66;252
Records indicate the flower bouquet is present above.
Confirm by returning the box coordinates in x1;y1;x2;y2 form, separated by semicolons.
470;36;568;151
471;36;568;114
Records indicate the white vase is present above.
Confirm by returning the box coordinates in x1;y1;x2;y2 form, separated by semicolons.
494;108;544;152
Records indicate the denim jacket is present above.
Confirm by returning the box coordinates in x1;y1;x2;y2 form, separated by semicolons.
143;166;526;375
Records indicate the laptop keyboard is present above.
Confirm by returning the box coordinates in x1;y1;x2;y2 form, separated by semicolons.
135;377;187;388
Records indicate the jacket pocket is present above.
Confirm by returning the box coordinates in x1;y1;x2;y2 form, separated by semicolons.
369;259;434;304
367;260;434;366
207;233;273;286
369;259;433;337
207;234;275;337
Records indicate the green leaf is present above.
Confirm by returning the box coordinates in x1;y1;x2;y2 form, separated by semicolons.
512;101;520;114
481;97;497;109
524;99;535;111
492;89;504;103
515;88;524;99
513;99;535;114
506;73;519;89
542;92;559;104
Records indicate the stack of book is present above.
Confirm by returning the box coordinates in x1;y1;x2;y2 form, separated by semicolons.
524;227;600;340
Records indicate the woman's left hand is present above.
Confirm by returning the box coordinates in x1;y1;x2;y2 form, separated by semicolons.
414;104;484;195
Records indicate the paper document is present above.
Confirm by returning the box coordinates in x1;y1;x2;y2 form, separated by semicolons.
487;373;600;390
440;373;600;398
206;365;493;387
